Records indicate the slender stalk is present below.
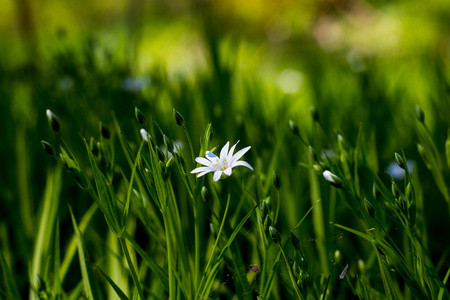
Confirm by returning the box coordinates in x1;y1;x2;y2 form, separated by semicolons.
278;243;304;300
194;199;200;293
119;237;145;300
196;179;231;299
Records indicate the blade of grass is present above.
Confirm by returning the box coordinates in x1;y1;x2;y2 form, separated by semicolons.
0;251;20;299
69;206;104;300
94;264;129;300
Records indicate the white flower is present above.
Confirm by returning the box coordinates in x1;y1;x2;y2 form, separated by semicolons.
323;170;343;188
191;141;253;181
140;128;150;142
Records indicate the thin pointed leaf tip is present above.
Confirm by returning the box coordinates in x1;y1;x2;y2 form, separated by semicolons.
190;141;253;181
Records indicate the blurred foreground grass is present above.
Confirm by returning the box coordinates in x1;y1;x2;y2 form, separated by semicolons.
1;0;450;299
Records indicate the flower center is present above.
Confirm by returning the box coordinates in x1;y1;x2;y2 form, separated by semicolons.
213;158;228;171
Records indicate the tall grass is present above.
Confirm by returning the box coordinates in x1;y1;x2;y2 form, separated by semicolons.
1;2;450;298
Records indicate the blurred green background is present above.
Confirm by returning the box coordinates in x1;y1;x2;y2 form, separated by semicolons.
1;0;450;297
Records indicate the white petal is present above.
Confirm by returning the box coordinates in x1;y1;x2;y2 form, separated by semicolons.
220;142;230;160
231;160;253;170
228;141;240;158
231;146;251;164
323;170;334;182
213;171;223;182
195;157;213;166
191;166;212;174
206;151;218;162
224;167;232;176
197;170;213;177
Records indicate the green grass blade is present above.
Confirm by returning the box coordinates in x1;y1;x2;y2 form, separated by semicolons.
84;139;121;235
0;251;20;299
120;141;145;236
375;248;396;300
200;200;260;298
69;206;104;300
437;265;450;300
60;203;98;281
125;234;169;292
94;264;130;300
54;219;61;298
30;166;62;299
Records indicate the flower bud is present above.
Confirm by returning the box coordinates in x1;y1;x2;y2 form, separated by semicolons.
373;182;380;199
164;135;175;153
100;122;110;139
140;128;150;143
59;153;70;169
272;171;281;190
46;109;60;132
173;108;185;127
417;143;431;169
135;107;147;125
210;223;216;237
310;106;319;122
394;152;406;170
156;146;165;161
391;181;398;198
290;231;302;252
308;145;317;162
201;186;211;203
41;140;55;156
269;226;281;244
289;120;300;136
323;170;343;188
334;250;342;264
365;198;376;218
415;106;424;123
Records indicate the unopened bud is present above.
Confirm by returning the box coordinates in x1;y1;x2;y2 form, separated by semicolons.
394;152;406;170
323;170;343;188
164;135;175;153
391;182;398;198
173;109;185;127
156;146;165;161
272;171;281;190
59;153;69;169
100;122;111;139
135;107;147;125
46;109;60;132
140;129;150;143
41;140;55;156
290;231;302;252
415;106;424;123
310;106;319;122
417;143;431;169
373;182;380;199
334;250;342;264
201;186;211;203
365;198;376;218
269;226;281;243
289;120;300;136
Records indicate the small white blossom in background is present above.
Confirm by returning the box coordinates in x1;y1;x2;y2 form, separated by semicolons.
323;170;343;188
191;141;253;182
140;128;150;142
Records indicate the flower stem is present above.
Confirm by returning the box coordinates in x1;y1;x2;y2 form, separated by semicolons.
196;178;231;299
